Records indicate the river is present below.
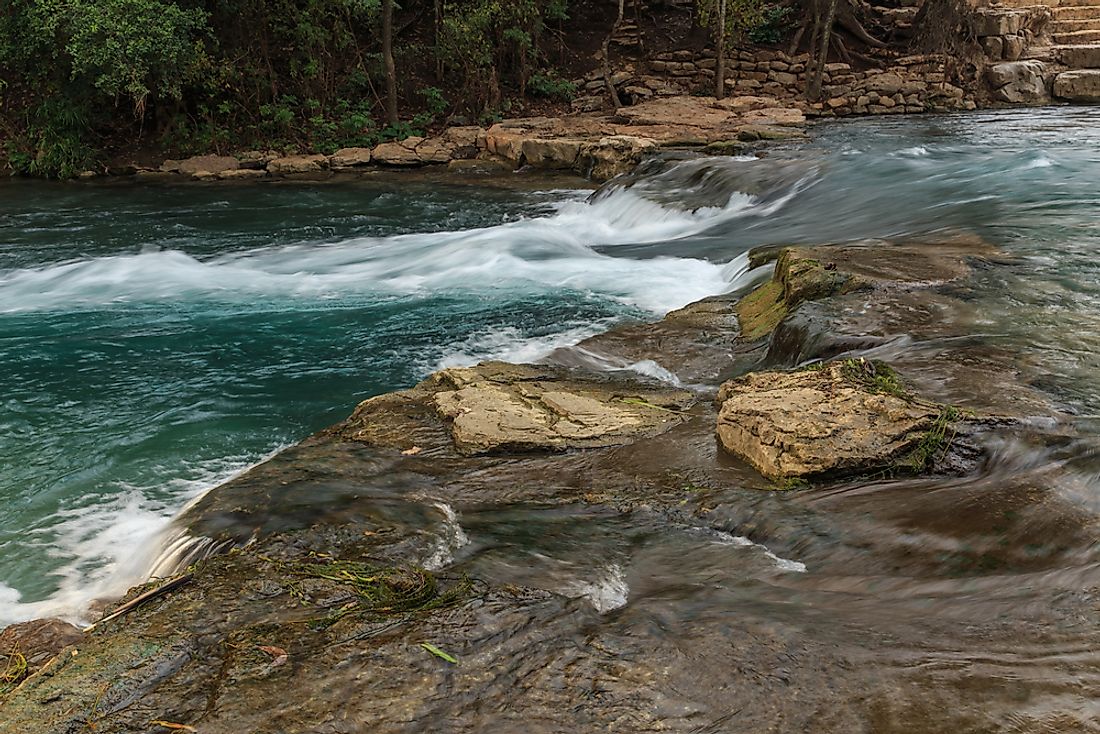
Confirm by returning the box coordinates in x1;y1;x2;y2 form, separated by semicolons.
1;104;1098;672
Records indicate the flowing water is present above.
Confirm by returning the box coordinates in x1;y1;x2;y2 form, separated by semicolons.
2;105;1099;700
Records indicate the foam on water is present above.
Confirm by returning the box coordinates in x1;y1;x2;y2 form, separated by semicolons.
0;181;770;316
701;528;808;573
434;322;617;371
423;502;471;571
0;451;281;626
567;563;630;614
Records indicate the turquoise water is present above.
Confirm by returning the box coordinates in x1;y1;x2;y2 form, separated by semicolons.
2;107;1099;625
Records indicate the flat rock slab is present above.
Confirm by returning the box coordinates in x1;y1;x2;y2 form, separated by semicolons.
346;362;694;456
716;360;943;479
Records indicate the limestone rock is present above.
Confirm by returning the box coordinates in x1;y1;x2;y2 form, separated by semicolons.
177;155;239;177
1059;45;1100;69
613;95;737;129
423;363;692;455
412;138;455;164
864;72;904;95
578;135;659;181
372;141;423;166
267;154;329;176
236;150;281;169
986;60;1050;104
737;124;804;142
217;168;268;181
1003;35;1025;62
328;147;373;169
736;249;866;340
447;158;512;174
439;126;483;159
741;107;806;126
974;9;1025;37
570;94;610;113
1053;70;1100;102
716;361;942;479
520;138;584;169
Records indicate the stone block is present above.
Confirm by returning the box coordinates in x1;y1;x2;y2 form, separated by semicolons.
1053;70;1100;102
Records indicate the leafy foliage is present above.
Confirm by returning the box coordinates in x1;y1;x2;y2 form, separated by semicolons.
748;4;795;44
697;0;772;45
0;0;576;176
527;71;577;101
64;0;210;111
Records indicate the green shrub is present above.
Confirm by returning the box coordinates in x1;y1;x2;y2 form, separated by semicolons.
9;99;99;179
527;71;576;101
748;4;794;44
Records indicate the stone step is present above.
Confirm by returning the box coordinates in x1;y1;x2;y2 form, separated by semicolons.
1023;43;1058;60
1054;5;1100;19
1056;43;1100;65
1053;28;1100;42
1052;17;1100;30
991;0;1059;8
1053;68;1100;100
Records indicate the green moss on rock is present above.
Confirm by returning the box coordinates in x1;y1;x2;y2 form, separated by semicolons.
736;248;867;341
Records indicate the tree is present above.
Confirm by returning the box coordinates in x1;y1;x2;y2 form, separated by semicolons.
602;0;626;108
808;0;839;100
715;0;728;98
382;0;399;126
698;0;767;98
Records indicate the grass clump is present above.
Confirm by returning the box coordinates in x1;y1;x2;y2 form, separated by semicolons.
1;651;28;694
838;358;909;398
903;405;962;472
771;477;810;491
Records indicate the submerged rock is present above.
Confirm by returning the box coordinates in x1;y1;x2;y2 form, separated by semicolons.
716;359;956;480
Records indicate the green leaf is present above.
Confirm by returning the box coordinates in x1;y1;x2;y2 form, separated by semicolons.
419;642;458;664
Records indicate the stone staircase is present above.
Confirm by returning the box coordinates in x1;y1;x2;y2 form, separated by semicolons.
991;0;1100;101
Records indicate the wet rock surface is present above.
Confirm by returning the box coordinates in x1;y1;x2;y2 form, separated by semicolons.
3;239;1100;733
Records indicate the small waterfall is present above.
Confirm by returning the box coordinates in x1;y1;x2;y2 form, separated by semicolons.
145;530;239;579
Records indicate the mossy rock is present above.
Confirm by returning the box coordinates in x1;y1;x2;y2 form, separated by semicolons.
736;248;867;341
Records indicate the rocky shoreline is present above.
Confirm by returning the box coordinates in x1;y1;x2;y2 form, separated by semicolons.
5;228;1094;732
78;94;810;185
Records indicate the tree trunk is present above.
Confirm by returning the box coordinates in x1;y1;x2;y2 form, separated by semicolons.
809;0;839;101
602;0;626;109
715;0;728;99
382;0;399;126
434;0;443;83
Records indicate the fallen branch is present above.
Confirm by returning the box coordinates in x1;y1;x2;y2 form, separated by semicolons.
83;575;193;633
